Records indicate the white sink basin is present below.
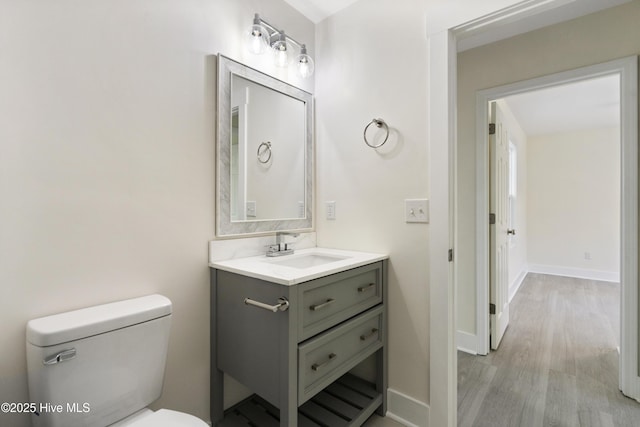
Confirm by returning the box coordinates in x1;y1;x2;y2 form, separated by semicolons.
264;253;350;269
210;248;388;285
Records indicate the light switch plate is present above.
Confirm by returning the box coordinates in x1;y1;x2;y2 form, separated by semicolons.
405;199;429;223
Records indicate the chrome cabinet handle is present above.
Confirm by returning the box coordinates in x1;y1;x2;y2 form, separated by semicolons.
360;328;379;341
43;348;76;365
357;283;376;293
507;229;516;235
311;353;337;371
244;297;289;312
309;298;335;311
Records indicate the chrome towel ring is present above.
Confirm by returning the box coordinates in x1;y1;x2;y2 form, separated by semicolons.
364;118;389;148
257;141;272;163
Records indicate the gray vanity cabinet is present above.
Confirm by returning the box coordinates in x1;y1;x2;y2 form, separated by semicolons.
210;260;388;427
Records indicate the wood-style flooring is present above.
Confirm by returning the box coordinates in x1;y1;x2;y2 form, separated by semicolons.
362;414;405;426
458;273;640;427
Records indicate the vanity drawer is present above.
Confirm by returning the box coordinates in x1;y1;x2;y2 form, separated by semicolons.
298;262;382;341
298;306;383;404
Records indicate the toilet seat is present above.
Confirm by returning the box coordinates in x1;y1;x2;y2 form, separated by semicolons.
113;408;208;427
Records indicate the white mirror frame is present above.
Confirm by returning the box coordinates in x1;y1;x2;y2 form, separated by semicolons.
216;55;314;237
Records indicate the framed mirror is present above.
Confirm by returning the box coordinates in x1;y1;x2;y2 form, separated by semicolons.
216;55;313;237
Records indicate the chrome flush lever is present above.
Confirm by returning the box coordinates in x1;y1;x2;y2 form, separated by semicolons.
43;348;76;365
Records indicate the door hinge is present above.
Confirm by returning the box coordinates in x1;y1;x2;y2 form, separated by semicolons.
489;123;496;135
489;213;496;224
489;303;496;315
448;249;454;262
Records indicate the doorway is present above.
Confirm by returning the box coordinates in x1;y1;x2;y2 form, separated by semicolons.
487;75;622;351
427;3;640;425
473;57;638;398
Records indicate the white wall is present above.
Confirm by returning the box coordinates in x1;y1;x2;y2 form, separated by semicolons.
456;1;640;337
314;0;532;416
527;127;620;280
0;1;313;426
315;0;431;407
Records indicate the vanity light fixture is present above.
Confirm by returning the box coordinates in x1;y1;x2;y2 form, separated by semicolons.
271;30;291;68
246;14;270;55
246;13;314;78
296;44;315;78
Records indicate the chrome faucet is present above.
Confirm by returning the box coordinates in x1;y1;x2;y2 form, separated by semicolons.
266;232;300;257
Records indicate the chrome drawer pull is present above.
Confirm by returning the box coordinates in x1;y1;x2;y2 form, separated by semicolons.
311;353;337;371
360;328;379;341
357;283;376;293
309;298;335;311
244;297;290;312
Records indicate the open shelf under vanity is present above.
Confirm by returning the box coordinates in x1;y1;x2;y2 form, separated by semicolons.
221;374;382;427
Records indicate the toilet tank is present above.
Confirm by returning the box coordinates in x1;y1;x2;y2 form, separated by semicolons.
26;295;172;427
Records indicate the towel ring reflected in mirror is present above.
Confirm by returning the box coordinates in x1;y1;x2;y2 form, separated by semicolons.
257;141;272;163
363;118;389;148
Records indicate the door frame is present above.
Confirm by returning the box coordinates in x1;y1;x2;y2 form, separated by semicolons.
473;59;638;374
428;2;638;426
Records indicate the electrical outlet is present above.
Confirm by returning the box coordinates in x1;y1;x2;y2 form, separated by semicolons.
246;201;256;218
326;201;336;220
584;252;591;260
405;199;429;223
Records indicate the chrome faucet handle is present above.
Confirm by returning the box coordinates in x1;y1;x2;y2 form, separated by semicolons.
282;242;294;251
265;244;280;254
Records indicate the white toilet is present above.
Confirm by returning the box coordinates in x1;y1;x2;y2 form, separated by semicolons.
26;294;208;427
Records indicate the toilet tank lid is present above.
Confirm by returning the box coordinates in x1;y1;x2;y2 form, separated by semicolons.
27;294;172;347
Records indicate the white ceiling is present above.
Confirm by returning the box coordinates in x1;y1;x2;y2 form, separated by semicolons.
283;0;360;23
503;75;620;137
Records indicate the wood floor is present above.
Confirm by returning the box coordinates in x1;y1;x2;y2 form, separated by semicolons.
458;273;640;427
362;414;405;426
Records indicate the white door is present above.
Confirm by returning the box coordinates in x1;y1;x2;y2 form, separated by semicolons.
489;101;510;350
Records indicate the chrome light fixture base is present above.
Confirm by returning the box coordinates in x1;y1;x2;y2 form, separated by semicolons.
245;13;314;78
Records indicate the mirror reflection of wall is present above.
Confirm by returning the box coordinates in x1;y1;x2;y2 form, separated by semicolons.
230;75;306;222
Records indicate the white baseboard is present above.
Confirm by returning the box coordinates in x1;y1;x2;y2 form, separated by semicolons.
528;264;619;283
456;330;477;355
386;388;430;427
509;269;528;302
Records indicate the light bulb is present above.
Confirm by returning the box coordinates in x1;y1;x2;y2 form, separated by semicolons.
296;44;315;78
246;14;269;55
272;31;291;67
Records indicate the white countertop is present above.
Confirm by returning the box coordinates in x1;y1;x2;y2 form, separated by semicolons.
209;247;388;285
